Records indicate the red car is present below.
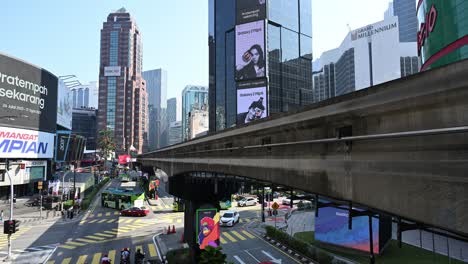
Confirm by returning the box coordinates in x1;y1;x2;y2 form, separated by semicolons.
120;206;150;217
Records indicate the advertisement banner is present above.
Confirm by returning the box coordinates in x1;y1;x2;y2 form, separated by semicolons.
0;53;58;133
237;80;268;125
104;66;121;77
236;0;266;24
196;208;220;250
55;130;71;162
235;21;266;81
0;126;55;158
118;154;131;165
57;79;72;130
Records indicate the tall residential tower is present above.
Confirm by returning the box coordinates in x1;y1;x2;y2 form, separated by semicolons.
97;8;148;154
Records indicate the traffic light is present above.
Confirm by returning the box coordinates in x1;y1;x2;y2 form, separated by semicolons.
3;220;13;234
14;220;19;233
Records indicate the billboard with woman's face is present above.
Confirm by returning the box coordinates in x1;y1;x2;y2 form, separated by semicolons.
236;79;268;125
196;208;220;250
235;20;266;81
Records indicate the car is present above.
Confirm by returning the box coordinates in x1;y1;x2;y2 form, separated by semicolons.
220;210;239;227
238;197;257;207
120;206;150;217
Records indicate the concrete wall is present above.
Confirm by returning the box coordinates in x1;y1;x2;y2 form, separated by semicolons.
139;59;468;236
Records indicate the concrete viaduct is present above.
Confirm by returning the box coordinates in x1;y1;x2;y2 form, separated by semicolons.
139;59;468;238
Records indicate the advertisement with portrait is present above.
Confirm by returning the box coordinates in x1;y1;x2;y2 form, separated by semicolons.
57;79;72;130
236;79;268;125
0;126;55;159
55;130;71;162
0;53;58;133
196;208;220;250
236;0;266;24
235;20;266;81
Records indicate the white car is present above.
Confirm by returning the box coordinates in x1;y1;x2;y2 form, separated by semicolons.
220;211;239;227
238;197;257;207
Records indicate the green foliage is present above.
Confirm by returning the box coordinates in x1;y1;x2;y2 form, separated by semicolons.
199;246;229;264
166;248;192;264
81;177;109;210
97;129;116;168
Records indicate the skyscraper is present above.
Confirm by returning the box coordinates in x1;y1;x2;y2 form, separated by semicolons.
71;81;98;109
167;97;177;124
182;85;208;141
209;0;313;132
97;8;148;154
385;0;418;42
142;69;167;151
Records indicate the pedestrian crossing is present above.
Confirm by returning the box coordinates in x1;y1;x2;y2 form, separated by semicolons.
79;217;145;225
48;243;158;264
219;229;256;244
0;227;31;248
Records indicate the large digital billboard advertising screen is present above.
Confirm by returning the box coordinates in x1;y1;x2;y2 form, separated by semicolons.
196;208;220;250
235;20;266;81
237;80;268;125
236;0;266;24
57;79;72;130
315;206;380;253
0;53;58;133
0;126;55;158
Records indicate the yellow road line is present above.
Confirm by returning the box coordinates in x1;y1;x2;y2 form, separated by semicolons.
148;244;157;257
111;228;119;231
89;214;94;217
105;212;111;216
88;219;98;223
231;230;246;240
58;245;75;250
91;252;102;264
85;235;106;240
98;219;107;223
241;230;255;239
79;220;87;225
134;219;142;223
61;258;71;264
46;261;55;264
118;219;126;223
97;213;103;217
107;219;116;223
104;231;118;235
176;219;182;223
108;250;116;262
95;233;114;238
65;241;86;246
219;236;227;244
114;211;119;215
222;232;237;242
76;255;87;264
118;227;132;231
76;238;96;243
124;219;133;223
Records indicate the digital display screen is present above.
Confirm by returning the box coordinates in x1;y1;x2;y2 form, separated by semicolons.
235;21;265;81
237;82;267;125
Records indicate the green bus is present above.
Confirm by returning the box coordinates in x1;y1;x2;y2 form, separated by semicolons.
101;187;145;210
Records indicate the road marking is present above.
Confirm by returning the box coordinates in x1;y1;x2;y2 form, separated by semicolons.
234;255;246;264
91;252;101;264
46;261;55;264
98;219;107;223
241;230;255;239
222;232;237;242
65;241;86;246
176;219;182;223
86;235;106;240
124;219;133;223
135;219;142;223
248;229;301;263
79;220;87;225
89;214;95;218
219;236;227;244
76;238;95;243
262;250;282;264
97;213;103;217
118;219;127;223
104;231;118;235
114;211;119;215
61;257;71;264
95;232;114;238
105;212;111;216
118;226;132;231
89;219;98;223
58;245;75;250
107;219;116;223
148;244;157;257
231;230;246;240
76;255;88;264
108;250;116;262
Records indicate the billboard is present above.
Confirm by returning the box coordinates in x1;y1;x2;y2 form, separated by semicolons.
0;53;58;133
104;66;121;77
237;80;268;125
57;79;72;130
55;130;71;162
236;0;266;24
235;21;266;81
315;206;380;253
196;208;220;250
118;154;131;165
0;126;55;158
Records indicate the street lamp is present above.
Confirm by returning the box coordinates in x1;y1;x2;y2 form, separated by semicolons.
2;159;14;260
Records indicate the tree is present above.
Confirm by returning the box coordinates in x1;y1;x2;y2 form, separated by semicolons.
199;246;232;264
97;129;115;171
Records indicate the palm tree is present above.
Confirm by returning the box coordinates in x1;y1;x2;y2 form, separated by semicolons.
97;129;115;172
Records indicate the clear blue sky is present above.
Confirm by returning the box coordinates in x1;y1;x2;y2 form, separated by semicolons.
1;0;392;109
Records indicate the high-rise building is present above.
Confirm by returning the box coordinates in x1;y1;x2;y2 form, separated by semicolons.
312;16;419;102
385;0;418;42
209;0;313;132
97;8;148;154
188;109;209;140
182;85;208;141
167;97;177;124
142;69;167;151
71;82;99;109
72;108;98;150
168;121;182;146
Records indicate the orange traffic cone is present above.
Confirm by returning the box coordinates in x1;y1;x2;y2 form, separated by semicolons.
167;225;171;235
172;225;176;234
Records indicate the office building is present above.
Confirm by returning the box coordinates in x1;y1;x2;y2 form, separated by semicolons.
313;16;419;101
182;85;208;141
188;109;209;140
72;108;98;150
209;0;313;132
168;121;182;146
385;0;418;42
71;82;99;109
167;97;177;124
97;8;148;154
142;69;167;151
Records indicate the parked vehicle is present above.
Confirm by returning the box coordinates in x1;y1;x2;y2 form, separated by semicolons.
120;206;150;217
238;197;257;207
220;210;239;227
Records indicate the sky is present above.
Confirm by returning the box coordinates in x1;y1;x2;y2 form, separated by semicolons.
1;0;392;115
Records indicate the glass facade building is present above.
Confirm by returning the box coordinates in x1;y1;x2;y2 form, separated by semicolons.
72;108;98;150
393;0;418;42
182;86;208;141
209;0;313;133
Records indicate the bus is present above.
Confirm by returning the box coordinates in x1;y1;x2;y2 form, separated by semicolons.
101;187;145;210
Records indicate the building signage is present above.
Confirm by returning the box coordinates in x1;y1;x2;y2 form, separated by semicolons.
235;20;266;81
236;79;268;125
57;79;73;130
196;208;220;250
0;126;54;158
351;22;398;41
417;4;437;56
0;53;58;133
55;130;71;162
236;0;266;24
104;66;121;77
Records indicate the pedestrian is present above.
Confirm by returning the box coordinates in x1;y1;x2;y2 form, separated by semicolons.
0;210;3;221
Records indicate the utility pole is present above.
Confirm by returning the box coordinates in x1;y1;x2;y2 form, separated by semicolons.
4;159;14;260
